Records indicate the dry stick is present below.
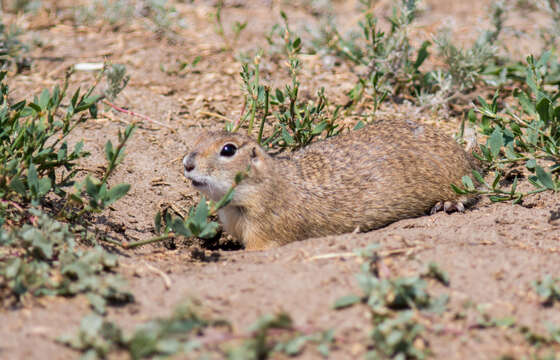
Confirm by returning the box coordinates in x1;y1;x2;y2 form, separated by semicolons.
143;261;172;289
306;245;430;261
198;110;234;123
102;99;174;129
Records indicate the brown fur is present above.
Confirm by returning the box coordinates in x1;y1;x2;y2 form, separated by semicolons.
183;119;478;250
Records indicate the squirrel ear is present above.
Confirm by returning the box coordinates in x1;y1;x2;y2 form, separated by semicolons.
249;146;268;167
250;147;258;159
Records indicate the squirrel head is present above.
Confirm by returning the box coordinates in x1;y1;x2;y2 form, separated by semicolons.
183;131;270;202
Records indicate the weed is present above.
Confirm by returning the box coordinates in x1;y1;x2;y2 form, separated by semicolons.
122;167;248;249
533;275;560;306
0;69;135;221
530;0;560;50
0;209;133;313
0;65;135;309
102;63;130;101
0;21;30;73
230;13;343;151
334;245;448;359
74;0;182;37
434;29;496;91
452;52;560;202
228;313;334;359
159;55;201;76
313;0;430;114
61;303;333;359
212;0;248;51
59;300;214;359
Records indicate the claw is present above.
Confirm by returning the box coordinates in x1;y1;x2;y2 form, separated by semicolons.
431;200;466;215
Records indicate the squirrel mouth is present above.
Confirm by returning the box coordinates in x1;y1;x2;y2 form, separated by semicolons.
191;179;206;187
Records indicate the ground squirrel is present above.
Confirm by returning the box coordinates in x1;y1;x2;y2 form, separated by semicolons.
183;118;478;250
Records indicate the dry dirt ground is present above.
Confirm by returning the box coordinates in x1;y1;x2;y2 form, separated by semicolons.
1;0;560;359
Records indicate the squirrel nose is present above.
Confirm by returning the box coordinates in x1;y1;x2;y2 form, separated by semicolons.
183;153;196;172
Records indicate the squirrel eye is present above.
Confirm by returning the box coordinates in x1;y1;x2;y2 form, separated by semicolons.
220;143;237;157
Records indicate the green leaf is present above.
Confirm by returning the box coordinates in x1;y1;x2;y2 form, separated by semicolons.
511;176;518;194
38;177;52;197
472;170;485;185
292;37;301;50
87;293;107;314
106;183;131;205
189;196;208;228
281;127;295;145
28;102;41;112
461;176;474;191
536;98;551;124
450;183;467;195
515;90;535;115
27;163;39;192
413;41;430;70
38;89;50;109
284;336;308;356
89;103;98;118
504;144;518;160
105;140;114;162
536;166;555;190
488;127;504;158
333;294;361;309
156;339;180;354
354;120;365;130
493;316;516;328
426;262;450;286
198;222;219;239
154;212;162;234
171;218;191;237
491;172;502;190
9;176;27;195
311;121;327;135
275;88;284;103
75;95;102;112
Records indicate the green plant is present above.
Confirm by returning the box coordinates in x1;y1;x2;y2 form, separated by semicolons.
60;303;333;359
73;0;182;37
334;245;448;359
452;52;560;202
0;21;30;73
103;63;130;101
231;13;343;151
59;300;216;359
0;209;133;313
0;65;135;310
122;168;248;249
314;0;430;110
530;0;560;50
212;0;248;51
228;313;334;359
533;275;560;306
159;55;201;76
0;68;135;225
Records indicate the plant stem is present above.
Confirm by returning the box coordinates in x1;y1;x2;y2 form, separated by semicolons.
257;87;270;145
122;233;175;249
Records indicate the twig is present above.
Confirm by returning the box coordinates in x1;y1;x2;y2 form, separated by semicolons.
143;261;172;289
307;252;357;261
306;246;430;261
198;110;234;123
103;99;174;129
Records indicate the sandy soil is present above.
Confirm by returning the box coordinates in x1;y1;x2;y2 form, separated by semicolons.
1;0;560;359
